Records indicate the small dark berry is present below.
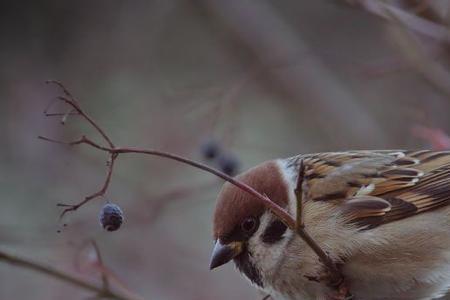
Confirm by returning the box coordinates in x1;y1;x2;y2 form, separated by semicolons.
218;153;240;176
99;203;124;231
200;139;221;160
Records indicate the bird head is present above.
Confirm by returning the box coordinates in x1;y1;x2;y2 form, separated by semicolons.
210;160;292;287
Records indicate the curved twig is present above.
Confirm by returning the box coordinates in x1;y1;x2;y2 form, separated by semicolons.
0;249;144;300
40;81;347;296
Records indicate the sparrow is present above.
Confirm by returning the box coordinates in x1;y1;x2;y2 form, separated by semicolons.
209;150;450;300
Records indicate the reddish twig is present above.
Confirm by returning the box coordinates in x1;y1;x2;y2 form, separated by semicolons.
40;81;344;294
38;135;117;218
39;132;294;226
91;240;110;292
56;153;117;218
0;249;143;300
73;240;139;298
46;80;115;148
41;81;295;226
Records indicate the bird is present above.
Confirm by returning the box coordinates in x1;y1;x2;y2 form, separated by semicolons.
209;150;450;300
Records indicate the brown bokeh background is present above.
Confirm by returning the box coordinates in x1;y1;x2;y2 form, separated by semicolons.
1;1;450;299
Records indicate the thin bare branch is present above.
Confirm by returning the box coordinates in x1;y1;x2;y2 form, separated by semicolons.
46;80;115;148
41;81;346;295
114;146;298;222
61;108;77;124
91;241;110;292
57;153;117;218
45;112;80;117
199;0;386;147
46;80;75;98
352;0;450;43
42;132;295;226
0;249;143;300
385;7;450;100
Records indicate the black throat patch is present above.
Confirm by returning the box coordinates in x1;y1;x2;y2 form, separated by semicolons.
233;250;263;288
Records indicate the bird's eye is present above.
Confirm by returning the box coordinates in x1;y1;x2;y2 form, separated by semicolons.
241;217;258;234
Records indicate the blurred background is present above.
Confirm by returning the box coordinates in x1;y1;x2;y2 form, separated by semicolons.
1;0;450;299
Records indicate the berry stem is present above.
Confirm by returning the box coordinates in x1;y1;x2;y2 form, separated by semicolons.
40;80;295;227
40;81;345;295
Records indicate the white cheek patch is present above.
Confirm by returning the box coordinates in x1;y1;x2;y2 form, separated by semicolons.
249;212;272;246
247;212;293;277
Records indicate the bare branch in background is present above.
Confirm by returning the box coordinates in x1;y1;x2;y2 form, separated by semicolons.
386;14;450;100
199;0;387;147
349;0;450;101
74;240;138;297
0;249;144;300
351;0;450;43
91;241;110;293
349;0;450;102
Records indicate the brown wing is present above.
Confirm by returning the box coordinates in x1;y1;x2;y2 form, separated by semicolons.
291;150;450;229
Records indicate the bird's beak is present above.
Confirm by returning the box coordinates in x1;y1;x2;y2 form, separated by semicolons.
209;240;243;270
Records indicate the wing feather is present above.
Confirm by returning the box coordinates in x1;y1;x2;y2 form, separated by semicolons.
290;150;450;229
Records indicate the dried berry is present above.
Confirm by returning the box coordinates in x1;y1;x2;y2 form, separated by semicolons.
200;138;221;160
99;203;124;231
218;153;240;176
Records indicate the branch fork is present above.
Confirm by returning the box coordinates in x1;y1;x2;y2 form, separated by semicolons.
40;81;351;298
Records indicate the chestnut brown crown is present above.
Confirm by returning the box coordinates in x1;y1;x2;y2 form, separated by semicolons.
212;160;289;242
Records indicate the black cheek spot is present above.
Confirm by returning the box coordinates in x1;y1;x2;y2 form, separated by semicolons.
234;251;264;288
261;220;287;244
